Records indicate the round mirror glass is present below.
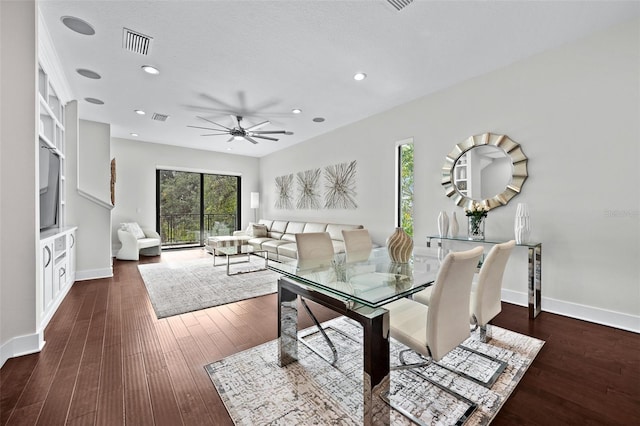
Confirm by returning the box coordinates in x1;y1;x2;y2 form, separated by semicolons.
452;145;513;200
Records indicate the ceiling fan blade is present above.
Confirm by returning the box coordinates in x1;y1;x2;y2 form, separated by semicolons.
246;120;270;131
252;135;279;142
227;136;235;143
202;133;230;136
251;130;287;134
243;135;259;144
196;116;231;130
188;125;227;131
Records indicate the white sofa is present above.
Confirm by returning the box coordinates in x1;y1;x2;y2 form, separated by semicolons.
116;222;161;260
234;219;364;261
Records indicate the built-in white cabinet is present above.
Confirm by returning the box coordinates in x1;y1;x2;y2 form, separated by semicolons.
40;227;76;327
38;60;76;329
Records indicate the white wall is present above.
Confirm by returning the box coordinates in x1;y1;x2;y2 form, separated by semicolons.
110;138;261;250
0;0;40;365
65;117;113;280
260;19;640;331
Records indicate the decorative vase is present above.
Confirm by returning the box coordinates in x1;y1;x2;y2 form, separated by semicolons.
468;216;485;240
514;203;531;244
386;227;413;263
450;211;459;238
437;211;449;238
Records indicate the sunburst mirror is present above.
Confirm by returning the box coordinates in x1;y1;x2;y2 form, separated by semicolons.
441;132;528;211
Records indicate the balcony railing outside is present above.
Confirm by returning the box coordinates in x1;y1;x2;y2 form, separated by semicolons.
160;213;237;246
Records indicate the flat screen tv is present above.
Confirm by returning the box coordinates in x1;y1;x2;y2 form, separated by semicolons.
39;144;60;230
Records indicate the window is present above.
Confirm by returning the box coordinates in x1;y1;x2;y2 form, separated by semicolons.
156;170;240;248
397;141;414;237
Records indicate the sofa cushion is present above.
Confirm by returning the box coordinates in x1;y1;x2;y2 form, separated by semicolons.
271;220;288;233
122;222;145;239
259;219;274;230
249;224;268;237
332;240;346;254
277;242;298;259
303;222;327;233
262;239;291;254
326;223;363;242
138;237;160;249
248;237;272;250
285;221;306;234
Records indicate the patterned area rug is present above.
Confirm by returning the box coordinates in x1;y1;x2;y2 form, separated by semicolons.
206;317;544;425
138;256;279;318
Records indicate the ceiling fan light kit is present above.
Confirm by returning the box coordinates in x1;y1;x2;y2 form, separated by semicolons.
188;115;293;145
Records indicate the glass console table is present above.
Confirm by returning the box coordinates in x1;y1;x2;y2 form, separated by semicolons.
426;235;542;319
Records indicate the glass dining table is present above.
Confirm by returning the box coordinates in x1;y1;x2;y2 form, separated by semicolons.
268;246;442;425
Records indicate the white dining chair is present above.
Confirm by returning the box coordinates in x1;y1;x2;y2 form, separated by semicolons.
341;228;373;263
294;232;339;364
413;240;515;343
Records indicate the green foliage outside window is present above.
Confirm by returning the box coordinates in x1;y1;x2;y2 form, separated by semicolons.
399;143;414;237
159;170;238;245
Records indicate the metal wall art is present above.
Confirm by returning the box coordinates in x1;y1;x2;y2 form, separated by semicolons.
296;168;322;209
275;174;294;209
324;160;357;209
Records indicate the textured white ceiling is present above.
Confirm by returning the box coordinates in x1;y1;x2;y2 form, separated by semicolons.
38;0;639;157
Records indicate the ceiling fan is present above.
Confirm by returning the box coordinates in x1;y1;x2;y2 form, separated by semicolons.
187;115;292;144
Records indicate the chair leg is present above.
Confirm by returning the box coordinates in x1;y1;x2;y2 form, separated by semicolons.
299;298;339;365
391;348;432;370
479;324;491;343
381;369;477;425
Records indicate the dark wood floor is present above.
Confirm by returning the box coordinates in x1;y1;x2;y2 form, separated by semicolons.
1;249;638;425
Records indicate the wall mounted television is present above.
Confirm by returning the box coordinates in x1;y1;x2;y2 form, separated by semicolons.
39;143;60;231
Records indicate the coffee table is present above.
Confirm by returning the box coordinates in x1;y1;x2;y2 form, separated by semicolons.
213;245;268;276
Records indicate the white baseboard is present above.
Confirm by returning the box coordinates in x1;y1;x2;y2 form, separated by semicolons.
501;289;639;333
75;267;113;281
0;332;44;369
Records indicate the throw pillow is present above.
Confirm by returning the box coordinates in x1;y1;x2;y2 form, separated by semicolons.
250;224;268;238
122;222;146;239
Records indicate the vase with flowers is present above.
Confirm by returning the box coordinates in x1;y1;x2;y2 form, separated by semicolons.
466;202;488;240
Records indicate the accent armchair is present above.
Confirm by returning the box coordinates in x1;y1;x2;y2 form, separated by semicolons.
116;222;161;261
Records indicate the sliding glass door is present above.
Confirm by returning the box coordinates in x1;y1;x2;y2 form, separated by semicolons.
157;170;240;248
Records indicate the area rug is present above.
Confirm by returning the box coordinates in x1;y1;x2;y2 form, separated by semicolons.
206;317;544;425
138;256;279;318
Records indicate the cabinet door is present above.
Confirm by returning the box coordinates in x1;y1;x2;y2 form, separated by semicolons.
42;242;54;311
67;231;76;285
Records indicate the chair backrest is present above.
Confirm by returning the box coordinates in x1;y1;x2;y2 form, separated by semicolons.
471;240;516;326
295;232;335;270
426;246;483;361
341;229;373;263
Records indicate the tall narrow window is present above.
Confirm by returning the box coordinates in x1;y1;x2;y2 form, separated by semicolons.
157;170;240;248
397;141;414;237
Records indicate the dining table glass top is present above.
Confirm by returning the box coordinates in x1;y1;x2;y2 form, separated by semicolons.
267;246;441;308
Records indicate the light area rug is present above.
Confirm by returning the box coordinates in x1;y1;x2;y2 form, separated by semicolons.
206;317;544;425
138;256;279;318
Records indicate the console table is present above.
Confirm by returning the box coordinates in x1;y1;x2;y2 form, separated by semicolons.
426;235;542;319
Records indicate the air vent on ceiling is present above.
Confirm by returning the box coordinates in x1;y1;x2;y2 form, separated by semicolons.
386;0;413;11
152;113;169;122
123;28;153;55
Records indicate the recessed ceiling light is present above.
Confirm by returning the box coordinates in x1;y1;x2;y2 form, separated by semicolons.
141;65;160;75
312;117;325;123
130;133;139;137
134;109;146;115
61;16;95;35
84;97;104;105
76;68;101;79
227;148;232;151
353;72;367;81
292;108;302;114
